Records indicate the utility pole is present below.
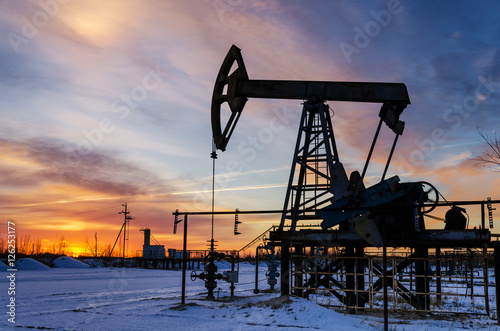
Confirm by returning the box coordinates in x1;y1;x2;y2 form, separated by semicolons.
119;203;132;267
94;232;98;258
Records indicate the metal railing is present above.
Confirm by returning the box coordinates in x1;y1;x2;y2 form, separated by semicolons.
291;248;495;316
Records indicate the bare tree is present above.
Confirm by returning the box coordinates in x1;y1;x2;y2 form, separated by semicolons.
471;128;500;171
84;237;93;257
56;236;67;256
18;235;34;255
33;239;43;255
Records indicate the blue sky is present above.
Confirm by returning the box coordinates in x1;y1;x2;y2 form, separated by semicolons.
1;0;500;254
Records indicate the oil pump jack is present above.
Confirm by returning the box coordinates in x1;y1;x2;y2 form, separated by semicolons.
212;45;430;239
211;45;458;241
210;45;491;308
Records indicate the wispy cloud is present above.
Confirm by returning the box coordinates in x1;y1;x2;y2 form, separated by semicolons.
0;137;170;200
172;182;287;196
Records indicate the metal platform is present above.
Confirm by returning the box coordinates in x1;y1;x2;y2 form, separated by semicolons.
269;229;491;248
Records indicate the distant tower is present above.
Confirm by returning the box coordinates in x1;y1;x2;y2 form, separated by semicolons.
140;227;165;259
143;228;151;246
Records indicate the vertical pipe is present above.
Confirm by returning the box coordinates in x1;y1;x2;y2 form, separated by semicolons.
425;248;430;310
383;242;388;331
436;248;442;305
469;249;474;300
281;241;290;296
410;248;414;292
494;246;500;324
483;244;490;316
254;246;261;294
211;153;216;241
368;258;374;310
181;215;188;305
268;245;278;291
482;201;486;229
230;254;235;297
382;218;388;331
415;246;429;311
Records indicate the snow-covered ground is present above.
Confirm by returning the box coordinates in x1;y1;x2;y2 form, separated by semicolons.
0;259;499;330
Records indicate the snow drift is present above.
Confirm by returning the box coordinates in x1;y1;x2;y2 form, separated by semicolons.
53;256;90;268
16;258;51;270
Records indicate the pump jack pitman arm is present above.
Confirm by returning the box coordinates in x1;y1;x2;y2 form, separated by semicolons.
211;45;411;151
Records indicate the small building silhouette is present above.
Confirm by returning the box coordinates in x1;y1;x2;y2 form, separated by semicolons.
141;228;165;259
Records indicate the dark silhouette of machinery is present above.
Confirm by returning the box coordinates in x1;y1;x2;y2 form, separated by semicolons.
140;228;165;259
208;45;491;310
190;251;238;299
211;45;458;244
444;206;467;230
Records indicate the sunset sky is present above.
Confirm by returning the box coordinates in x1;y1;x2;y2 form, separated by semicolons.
1;0;500;256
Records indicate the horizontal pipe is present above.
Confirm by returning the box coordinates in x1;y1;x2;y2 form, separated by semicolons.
173;200;500;216
269;229;491;248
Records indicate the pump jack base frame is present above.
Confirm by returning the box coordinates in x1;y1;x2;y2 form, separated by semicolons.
270;228;491;312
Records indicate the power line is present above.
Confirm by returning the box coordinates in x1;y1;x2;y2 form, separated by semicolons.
133;217;145;229
150;233;161;246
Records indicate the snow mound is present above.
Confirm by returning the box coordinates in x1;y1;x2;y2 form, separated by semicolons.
214;259;232;269
236;295;373;330
0;261;10;271
81;259;104;268
16;258;51;270
53;256;90;268
240;261;269;268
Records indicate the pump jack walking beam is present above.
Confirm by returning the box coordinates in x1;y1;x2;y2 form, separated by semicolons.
211;45;410;151
235;80;410;103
